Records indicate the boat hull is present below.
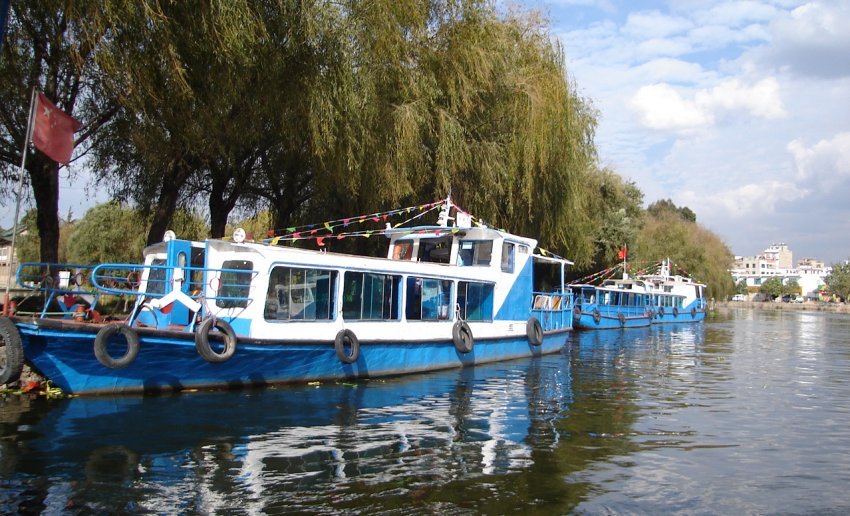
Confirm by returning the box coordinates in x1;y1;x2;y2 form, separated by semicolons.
572;308;651;330
15;319;570;395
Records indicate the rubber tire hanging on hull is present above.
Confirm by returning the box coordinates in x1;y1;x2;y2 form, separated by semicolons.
618;312;626;326
195;318;237;363
94;323;140;369
592;309;601;324
527;317;543;346
0;316;24;384
453;321;474;353
334;329;360;364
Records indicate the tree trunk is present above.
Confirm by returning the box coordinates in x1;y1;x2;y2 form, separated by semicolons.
28;158;60;264
146;162;193;246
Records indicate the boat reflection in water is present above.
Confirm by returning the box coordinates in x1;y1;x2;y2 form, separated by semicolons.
3;351;572;514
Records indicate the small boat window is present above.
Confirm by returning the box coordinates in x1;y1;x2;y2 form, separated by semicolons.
342;272;401;320
501;242;515;273
146;259;167;295
392;241;413;260
457;281;494;321
216;260;254;309
418;236;452;264
265;267;337;321
457;240;492;266
406;277;452;321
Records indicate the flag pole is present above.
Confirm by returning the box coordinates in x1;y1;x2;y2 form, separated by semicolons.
3;87;37;315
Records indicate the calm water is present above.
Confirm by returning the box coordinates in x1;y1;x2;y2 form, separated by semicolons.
2;308;850;514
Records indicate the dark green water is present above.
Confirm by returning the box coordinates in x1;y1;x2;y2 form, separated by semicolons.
2;308;850;514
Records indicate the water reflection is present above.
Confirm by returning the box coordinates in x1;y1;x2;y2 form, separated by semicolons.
6;310;850;513
1;353;575;514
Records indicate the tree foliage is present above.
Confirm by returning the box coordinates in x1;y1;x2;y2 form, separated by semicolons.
824;262;850;301
1;1;738;292
633;207;735;300
759;277;784;300
0;1;114;264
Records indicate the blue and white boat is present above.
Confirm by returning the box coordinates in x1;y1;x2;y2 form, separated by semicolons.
0;197;574;395
640;259;707;323
570;275;654;330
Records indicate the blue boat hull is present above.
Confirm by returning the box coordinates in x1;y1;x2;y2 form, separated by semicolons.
15;320;570;395
652;308;706;324
573;309;651;330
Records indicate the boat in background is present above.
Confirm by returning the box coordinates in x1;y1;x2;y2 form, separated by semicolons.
569;258;708;330
571;275;653;330
639;259;707;323
0;197;574;395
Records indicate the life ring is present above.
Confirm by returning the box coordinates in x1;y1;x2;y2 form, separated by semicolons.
74;272;86;286
452;320;474;353
334;329;360;364
527;317;543;346
0;316;24;384
126;271;141;289
618;312;626;326
194;317;237;363
94;323;140;369
673;307;679;317
691;307;697;318
592;309;601;324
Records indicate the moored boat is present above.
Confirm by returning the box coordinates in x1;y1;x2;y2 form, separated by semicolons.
0;197;575;395
571;275;654;330
639;259;707;323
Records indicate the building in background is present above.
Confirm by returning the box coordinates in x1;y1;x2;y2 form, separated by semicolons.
731;243;830;300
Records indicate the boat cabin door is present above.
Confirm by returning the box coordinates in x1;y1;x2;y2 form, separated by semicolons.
165;239;194;326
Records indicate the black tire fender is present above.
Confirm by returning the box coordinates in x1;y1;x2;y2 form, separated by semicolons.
592;309;601;324
0;316;24;384
452;320;474;353
334;329;360;364
673;307;679;317
527;316;543;346
195;317;237;363
618;312;626;326
691;307;697;318
94;323;140;369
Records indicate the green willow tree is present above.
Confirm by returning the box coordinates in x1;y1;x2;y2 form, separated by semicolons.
0;1;114;264
824;262;850;301
90;0;266;244
633;206;735;300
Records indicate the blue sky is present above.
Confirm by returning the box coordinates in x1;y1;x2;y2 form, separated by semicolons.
518;0;850;264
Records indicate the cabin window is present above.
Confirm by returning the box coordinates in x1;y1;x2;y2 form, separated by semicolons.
406;277;452;321
342;272;401;320
457;240;493;266
265;267;336;321
501;242;515;273
457;281;494;321
216;260;254;309
146;258;167;295
392;241;413;260
418;236;452;264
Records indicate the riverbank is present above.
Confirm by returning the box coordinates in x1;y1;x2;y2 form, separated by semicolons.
715;300;850;313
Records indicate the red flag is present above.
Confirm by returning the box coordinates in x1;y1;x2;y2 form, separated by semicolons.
617;245;627;260
31;92;81;165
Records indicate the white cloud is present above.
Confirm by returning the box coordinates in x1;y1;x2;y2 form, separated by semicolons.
623;11;692;39
630;77;786;132
683;180;807;218
756;1;850;78
788;132;850;184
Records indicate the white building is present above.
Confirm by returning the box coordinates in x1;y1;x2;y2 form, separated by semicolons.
730;243;830;299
